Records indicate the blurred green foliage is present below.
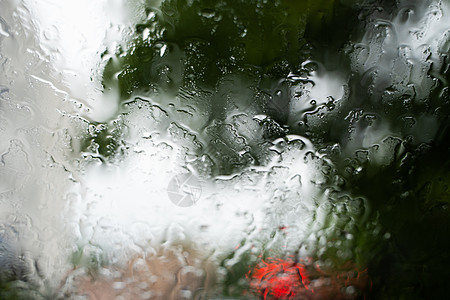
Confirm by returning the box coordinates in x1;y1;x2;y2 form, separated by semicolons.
93;0;364;174
103;0;349;98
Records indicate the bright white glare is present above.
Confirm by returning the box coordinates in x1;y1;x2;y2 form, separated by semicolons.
346;0;450;151
25;0;134;122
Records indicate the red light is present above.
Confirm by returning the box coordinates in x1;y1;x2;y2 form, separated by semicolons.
247;257;369;299
247;257;308;299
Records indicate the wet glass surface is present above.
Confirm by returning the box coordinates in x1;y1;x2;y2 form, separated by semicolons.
0;0;449;299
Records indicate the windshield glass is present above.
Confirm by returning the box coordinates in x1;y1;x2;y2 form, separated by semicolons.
0;0;449;299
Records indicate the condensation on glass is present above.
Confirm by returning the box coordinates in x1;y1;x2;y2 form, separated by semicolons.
0;0;449;299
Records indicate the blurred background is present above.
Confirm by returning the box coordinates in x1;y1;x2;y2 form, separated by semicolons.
0;0;449;299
